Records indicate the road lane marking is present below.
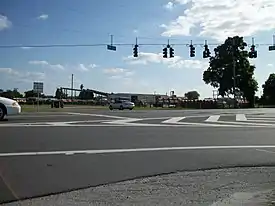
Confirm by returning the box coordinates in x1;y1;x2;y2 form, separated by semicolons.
104;118;143;124
205;115;220;122
256;149;275;154
2;145;275;157
236;114;247;121
162;117;185;124
245;119;275;123
209;120;275;126
0;169;19;200
67;112;126;119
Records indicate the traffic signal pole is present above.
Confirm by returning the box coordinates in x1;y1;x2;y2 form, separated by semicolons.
232;38;237;108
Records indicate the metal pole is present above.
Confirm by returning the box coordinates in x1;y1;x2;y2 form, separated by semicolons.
71;74;74;99
37;92;39;112
232;38;236;108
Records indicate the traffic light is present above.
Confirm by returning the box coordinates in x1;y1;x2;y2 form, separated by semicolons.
248;45;257;58
190;45;195;57
169;47;174;58
203;45;211;58
133;44;138;57
163;47;168;58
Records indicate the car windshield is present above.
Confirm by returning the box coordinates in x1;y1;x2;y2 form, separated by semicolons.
2;0;275;205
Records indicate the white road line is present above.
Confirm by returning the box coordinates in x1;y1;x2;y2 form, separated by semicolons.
104;118;143;124
162;117;185;124
2;145;275;157
67;112;126;119
210;120;275;126
256;149;275;154
236;114;247;121
205;115;220;122
248;117;275;120
245;119;275;123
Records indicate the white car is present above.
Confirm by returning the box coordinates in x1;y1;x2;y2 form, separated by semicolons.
0;97;21;120
109;100;135;110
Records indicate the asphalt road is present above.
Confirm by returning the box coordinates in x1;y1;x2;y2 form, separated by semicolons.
2;109;275;204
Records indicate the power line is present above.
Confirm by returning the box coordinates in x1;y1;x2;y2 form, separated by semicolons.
0;42;273;49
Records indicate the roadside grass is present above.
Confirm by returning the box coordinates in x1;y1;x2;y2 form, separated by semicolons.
20;104;108;113
20;104;192;113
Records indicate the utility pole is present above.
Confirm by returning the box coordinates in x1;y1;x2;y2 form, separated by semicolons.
71;74;74;99
232;38;237;108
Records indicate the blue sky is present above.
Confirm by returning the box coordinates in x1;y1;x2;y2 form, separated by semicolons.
1;0;275;98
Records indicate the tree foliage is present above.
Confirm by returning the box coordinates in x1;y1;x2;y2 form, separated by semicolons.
203;36;258;107
262;73;275;105
24;90;38;98
185;91;200;100
0;89;23;99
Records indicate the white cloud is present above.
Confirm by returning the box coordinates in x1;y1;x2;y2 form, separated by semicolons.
103;68;135;80
0;68;19;76
267;63;274;67
0;15;12;31
164;2;174;10
77;64;89;72
29;60;65;70
0;67;45;82
161;0;275;41
103;68;126;74
37;14;48;20
124;52;208;70
89;64;98;68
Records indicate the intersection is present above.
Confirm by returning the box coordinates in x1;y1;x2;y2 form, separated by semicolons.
2;108;275;204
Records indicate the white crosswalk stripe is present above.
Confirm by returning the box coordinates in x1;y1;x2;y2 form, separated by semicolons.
205;115;220;122
162;117;185;124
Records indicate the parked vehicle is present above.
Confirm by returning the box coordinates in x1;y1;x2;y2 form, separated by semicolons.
109;100;135;110
0;97;21;120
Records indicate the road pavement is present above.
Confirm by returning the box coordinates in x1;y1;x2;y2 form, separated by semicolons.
2;109;275;205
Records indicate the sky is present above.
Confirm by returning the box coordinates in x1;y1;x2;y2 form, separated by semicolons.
1;0;275;98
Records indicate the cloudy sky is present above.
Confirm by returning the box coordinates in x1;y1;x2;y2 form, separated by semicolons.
1;0;275;97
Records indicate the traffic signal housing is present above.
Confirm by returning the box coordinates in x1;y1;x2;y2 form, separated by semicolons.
203;45;211;58
163;47;168;58
248;45;257;58
169;47;174;58
133;44;138;57
190;45;195;57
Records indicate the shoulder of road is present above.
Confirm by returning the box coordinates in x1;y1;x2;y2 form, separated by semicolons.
4;167;275;206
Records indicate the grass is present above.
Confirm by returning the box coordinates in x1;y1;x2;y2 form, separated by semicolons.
20;104;193;113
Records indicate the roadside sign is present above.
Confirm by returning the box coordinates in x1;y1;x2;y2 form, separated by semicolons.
107;45;116;51
33;82;43;93
269;45;275;51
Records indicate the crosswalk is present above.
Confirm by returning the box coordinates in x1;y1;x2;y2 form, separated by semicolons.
103;114;275;127
3;113;275;128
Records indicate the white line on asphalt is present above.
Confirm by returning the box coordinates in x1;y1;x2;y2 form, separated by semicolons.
211;120;275;126
245;119;275;123
162;117;185;124
205;115;220;122
248;117;275;120
67;112;126;119
104;118;143;124
255;149;275;154
236;114;247;121
2;145;275;157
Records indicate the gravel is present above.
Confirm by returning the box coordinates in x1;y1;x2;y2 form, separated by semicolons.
3;167;275;206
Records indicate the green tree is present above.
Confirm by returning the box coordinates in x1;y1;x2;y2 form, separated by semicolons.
24;90;37;98
12;88;23;98
185;91;200;100
203;36;258;107
262;73;275;105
